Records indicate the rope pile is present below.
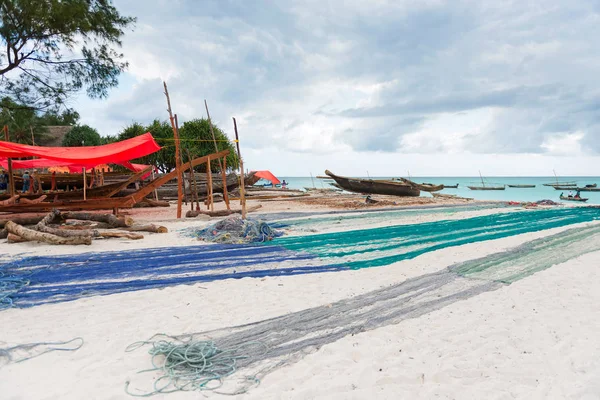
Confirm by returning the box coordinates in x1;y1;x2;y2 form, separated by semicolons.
190;216;282;244
125;335;267;396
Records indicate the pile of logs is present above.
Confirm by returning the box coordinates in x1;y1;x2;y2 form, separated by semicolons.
0;210;168;245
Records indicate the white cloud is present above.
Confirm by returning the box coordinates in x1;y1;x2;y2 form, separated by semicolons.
71;0;600;174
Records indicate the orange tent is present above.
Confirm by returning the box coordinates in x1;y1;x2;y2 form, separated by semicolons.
252;170;281;184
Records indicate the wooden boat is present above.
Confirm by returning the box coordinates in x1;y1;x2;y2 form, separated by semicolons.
585;183;597;188
468;171;505;190
507;184;536;188
560;196;588;202
468;185;505;190
396;178;444;192
324;170;420;197
577;187;600;192
543;170;576;187
443;184;459;189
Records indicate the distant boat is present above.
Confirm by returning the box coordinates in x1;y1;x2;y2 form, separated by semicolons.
325;170;420;197
467;171;505;191
560;195;588;202
507;184;536;188
555;186;600;192
443;184;459;189
543;170;577;187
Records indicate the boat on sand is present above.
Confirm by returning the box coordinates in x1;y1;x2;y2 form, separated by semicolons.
324;170;420;197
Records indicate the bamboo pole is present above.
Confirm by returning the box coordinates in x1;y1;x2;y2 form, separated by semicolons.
221;155;230;210
3;126;15;197
163;81;183;218
151;169;158;201
206;155;214;211
232;117;246;219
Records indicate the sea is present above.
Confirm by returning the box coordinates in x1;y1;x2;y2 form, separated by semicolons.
262;176;600;205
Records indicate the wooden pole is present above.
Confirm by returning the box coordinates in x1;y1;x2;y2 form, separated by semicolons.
82;167;87;200
175;114;188;207
4;126;15;197
221;155;230;210
206;155;214;211
232;117;246;219
163;81;183;218
204;100;224;173
186;149;200;211
151;169;158;201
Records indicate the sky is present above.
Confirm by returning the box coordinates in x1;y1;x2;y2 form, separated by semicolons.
74;0;600;176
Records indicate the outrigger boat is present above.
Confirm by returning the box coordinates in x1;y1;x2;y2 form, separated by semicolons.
560;195;588;202
467;171;505;190
325;170;420;197
507;184;536;188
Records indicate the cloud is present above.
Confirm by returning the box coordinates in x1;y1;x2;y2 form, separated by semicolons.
73;0;600;174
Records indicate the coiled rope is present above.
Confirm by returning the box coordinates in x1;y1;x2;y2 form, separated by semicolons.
125;335;267;396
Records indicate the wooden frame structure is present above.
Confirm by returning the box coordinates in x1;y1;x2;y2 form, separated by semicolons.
0;151;230;214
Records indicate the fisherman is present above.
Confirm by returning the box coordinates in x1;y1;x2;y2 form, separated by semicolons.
575;190;581;199
568;190;573;198
21;170;30;193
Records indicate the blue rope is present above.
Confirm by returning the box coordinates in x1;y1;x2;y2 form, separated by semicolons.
0;337;83;364
125;335;266;396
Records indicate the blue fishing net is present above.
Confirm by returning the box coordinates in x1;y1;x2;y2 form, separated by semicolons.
189;216;283;244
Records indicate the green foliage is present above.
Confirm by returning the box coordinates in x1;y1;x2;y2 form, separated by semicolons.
179;119;239;173
62;124;102;146
116;118;239;173
0;0;135;112
0;97;49;143
37;110;80;126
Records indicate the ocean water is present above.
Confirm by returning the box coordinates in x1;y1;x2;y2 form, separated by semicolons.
259;176;600;205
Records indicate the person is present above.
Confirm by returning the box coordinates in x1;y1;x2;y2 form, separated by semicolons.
575;190;581;199
281;179;288;187
0;169;6;191
22;170;30;193
568;190;573;198
560;192;564;198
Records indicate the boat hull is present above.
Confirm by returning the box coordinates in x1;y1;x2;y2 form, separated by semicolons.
467;186;505;190
507;184;536;188
325;170;420;197
560;196;588;202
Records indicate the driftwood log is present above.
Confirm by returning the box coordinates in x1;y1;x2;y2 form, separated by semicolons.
0;195;20;206
185;204;261;218
0;215;48;229
20;195;48;204
7;233;27;243
5;221;92;245
96;230;144;240
0;228;7;239
122;224;168;233
61;212;133;228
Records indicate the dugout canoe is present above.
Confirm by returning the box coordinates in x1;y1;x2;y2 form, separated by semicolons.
324;170;420;197
560;196;588;202
507;184;536;188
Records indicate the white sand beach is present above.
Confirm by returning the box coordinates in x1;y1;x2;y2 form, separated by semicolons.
2;201;600;400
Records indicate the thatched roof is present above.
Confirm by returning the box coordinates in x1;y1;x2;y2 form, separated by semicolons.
37;126;72;147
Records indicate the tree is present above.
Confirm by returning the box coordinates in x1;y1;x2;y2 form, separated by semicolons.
62;124;101;146
0;97;48;144
179;119;239;173
0;0;135;112
38;110;80;126
116;118;239;173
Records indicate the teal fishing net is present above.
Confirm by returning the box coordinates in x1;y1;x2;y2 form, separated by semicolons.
0;337;83;366
188;216;283;244
128;222;600;395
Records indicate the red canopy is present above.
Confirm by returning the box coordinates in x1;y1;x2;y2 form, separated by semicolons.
253;170;281;184
0;133;160;167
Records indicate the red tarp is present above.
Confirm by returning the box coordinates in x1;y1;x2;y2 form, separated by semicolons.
253;170;281;184
0;133;160;167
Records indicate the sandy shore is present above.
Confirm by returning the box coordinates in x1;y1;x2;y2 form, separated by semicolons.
1;197;599;399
